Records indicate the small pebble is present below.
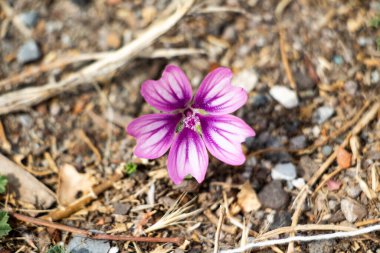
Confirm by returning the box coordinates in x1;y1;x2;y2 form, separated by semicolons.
108;247;119;253
106;32;121;49
322;145;333;157
269;85;299;109
18;11;39;28
269;210;292;230
371;70;380;84
49;101;61;116
341;198;367;223
344;80;358;95
71;0;92;7
292;178;305;189
337;147;352;169
309;240;336;253
299;156;319;181
17;40;41;64
251;94;269;108
232;68;258;92
68;236;110;253
113;203;131;215
312;125;321;137
290;135;307;149
328;200;339;211
271;163;297;181
313;106;335;124
346;183;362;198
294;71;315;90
333;55;344;65
258;180;289;210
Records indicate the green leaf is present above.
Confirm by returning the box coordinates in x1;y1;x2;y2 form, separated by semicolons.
47;245;66;253
0;211;11;238
0;175;8;194
369;14;380;28
124;162;137;175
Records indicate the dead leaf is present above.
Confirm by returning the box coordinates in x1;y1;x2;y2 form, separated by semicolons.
237;182;261;213
0;154;56;209
57;164;95;206
327;179;342;191
337;147;352;169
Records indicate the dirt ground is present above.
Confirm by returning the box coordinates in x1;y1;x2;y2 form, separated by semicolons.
0;0;379;252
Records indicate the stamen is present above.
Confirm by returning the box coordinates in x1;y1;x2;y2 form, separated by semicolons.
183;114;200;131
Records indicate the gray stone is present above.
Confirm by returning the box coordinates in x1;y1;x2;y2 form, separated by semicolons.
346;183;362;198
290;135;307;149
322;145;333;157
269;210;292;230
18;11;39;28
68;236;110;253
252;94;269;108
299;156;319;181
308;240;336;253
313;106;335;124
294;71;315;90
271;163;297;181
232;68;258;92
17;40;41;64
344;80;358;95
341;198;367;223
371;70;380;84
258;180;289;210
113;203;130;215
269;86;299;109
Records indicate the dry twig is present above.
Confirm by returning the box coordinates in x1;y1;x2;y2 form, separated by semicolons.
213;206;225;253
287;101;380;252
9;211;184;244
0;0;195;115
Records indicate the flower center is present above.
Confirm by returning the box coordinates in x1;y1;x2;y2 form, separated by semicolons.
183;114;200;131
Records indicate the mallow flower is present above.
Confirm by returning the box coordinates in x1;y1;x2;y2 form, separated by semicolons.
127;65;255;184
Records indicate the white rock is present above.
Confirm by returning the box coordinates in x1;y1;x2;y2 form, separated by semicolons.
232;68;259;92
341;198;367;223
313;106;335;124
271;163;297;181
292;178;306;189
108;247;119;253
269;85;299;109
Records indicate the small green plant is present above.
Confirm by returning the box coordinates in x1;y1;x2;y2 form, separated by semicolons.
47;245;67;253
369;14;380;28
124;162;137;175
0;211;11;238
0;175;8;194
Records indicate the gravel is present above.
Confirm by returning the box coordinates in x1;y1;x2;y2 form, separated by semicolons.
67;236;110;253
313;106;335;124
18;11;39;28
271;163;297;181
17;40;41;64
341;198;367;223
258;180;289;210
269;85;299;109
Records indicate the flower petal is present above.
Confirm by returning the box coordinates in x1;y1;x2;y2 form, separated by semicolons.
199;114;255;166
141;65;193;112
126;113;182;159
193;67;248;115
167;128;209;184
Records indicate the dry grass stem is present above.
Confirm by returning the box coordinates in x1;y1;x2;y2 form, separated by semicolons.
145;195;202;233
0;0;195;115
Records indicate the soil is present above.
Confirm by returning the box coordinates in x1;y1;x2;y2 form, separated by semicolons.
0;0;379;252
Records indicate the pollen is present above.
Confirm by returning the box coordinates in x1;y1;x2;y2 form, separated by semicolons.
183;114;200;131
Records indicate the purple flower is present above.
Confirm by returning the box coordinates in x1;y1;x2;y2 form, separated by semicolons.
127;65;255;184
